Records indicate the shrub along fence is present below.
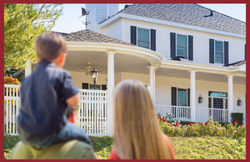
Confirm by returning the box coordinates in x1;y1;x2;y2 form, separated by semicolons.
158;116;246;138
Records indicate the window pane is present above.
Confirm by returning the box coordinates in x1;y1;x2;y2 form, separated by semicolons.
90;84;101;90
138;28;149;41
209;91;227;97
177;35;187;47
215;41;223;52
178;89;187;103
177;47;187;57
215;52;223;63
138;41;149;49
178;103;187;106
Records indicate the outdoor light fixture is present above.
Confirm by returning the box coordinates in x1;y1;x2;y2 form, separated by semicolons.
91;67;98;90
198;94;203;103
237;98;242;106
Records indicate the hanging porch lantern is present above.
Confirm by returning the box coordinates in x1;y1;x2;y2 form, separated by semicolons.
237;98;242;106
198;94;203;103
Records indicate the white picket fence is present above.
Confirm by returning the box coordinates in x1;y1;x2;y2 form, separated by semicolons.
76;89;108;136
4;84;108;136
4;84;20;135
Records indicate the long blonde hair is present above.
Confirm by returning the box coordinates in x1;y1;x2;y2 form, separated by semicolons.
113;79;174;159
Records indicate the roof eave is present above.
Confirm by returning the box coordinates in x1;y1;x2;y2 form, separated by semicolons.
99;13;245;39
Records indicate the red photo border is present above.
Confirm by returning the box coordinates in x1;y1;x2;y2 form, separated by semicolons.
1;0;248;161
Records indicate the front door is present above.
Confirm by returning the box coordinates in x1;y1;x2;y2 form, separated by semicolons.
208;91;228;122
212;98;223;121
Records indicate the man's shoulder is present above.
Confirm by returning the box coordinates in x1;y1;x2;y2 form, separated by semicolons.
10;140;96;159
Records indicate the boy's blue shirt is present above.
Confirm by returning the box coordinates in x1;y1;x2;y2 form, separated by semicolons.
17;60;79;142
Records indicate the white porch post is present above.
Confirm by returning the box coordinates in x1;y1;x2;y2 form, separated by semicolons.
189;70;197;122
106;51;116;137
25;60;32;77
227;75;234;123
148;66;157;105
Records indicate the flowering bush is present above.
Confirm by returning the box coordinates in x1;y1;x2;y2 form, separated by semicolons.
159;116;245;138
158;112;180;125
4;76;21;85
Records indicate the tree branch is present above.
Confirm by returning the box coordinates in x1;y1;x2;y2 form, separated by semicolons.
32;4;46;21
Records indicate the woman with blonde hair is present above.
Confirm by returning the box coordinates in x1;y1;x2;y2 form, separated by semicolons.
109;79;175;159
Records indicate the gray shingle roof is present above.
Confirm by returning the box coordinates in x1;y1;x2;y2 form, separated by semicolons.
112;4;245;35
61;30;135;46
224;60;246;67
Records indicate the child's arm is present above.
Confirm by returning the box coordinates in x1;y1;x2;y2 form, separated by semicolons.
66;93;80;106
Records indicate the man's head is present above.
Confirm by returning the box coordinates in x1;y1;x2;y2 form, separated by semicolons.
35;33;67;68
66;106;77;124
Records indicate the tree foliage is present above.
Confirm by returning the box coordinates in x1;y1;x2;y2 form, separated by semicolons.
4;4;63;72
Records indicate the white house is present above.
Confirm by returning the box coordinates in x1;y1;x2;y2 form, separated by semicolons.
16;4;245;136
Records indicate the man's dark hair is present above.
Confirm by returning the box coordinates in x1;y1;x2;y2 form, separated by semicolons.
35;32;67;60
66;106;77;119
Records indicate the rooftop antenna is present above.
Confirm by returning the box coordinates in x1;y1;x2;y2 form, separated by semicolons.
79;7;90;29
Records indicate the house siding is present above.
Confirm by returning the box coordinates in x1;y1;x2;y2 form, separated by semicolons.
103;19;122;40
68;71;108;89
103;18;245;65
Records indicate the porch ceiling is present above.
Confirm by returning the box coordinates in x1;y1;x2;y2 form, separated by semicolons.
156;68;246;85
63;51;150;75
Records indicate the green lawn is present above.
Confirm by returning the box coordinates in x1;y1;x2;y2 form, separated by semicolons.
4;135;245;159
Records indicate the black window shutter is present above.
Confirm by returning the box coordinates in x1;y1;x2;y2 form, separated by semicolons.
131;26;137;45
151;29;156;51
187;89;191;119
170;32;176;58
188;35;193;61
171;87;177;106
224;41;229;65
82;83;88;89
245;44;246;60
102;84;107;90
209;39;214;63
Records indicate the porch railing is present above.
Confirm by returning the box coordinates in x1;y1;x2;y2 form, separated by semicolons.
155;105;191;121
4;84;108;136
196;107;229;123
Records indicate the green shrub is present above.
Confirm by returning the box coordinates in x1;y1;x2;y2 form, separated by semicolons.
159;116;245;138
4;134;246;159
231;113;243;125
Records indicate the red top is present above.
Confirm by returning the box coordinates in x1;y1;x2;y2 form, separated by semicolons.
109;135;175;159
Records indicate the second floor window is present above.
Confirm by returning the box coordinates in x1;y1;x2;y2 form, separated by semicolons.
138;28;150;49
177;34;188;58
215;41;223;64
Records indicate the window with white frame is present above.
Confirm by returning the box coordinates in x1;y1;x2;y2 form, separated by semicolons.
177;88;187;106
138;28;150;49
215;40;223;64
177;34;188;58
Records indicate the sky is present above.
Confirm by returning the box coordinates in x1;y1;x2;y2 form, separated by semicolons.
51;4;246;33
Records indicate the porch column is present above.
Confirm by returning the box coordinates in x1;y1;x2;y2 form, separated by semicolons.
106;51;116;137
189;70;197;122
148;66;157;105
25;60;32;77
227;75;234;123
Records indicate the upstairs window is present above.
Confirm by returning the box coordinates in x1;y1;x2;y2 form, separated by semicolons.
176;34;188;58
138;28;150;49
215;41;224;64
